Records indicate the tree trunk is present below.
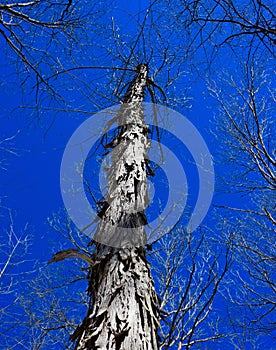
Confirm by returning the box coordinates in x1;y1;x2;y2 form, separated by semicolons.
73;65;160;350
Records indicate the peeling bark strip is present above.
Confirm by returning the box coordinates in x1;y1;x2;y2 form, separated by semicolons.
73;65;160;349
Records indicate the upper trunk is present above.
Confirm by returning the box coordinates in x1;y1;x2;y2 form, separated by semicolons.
73;65;160;350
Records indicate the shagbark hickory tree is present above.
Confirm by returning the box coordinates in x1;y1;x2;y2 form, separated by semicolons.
72;64;160;349
51;60;227;349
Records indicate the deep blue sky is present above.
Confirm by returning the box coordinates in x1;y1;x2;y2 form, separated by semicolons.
1;0;275;348
0;0;220;259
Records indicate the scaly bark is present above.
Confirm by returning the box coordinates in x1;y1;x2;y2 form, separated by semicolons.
73;64;160;350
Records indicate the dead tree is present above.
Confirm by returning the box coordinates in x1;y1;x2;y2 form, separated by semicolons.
72;64;160;349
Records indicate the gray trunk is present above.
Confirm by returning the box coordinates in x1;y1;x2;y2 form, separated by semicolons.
73;65;160;350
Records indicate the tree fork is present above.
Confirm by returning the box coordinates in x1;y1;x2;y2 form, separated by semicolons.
73;64;160;350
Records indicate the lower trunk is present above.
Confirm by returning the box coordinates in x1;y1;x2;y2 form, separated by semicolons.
74;245;159;349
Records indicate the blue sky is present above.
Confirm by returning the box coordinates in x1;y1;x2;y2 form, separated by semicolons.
0;0;218;258
0;0;275;348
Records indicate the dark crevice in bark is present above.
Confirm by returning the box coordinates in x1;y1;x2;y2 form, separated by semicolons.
114;316;130;350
